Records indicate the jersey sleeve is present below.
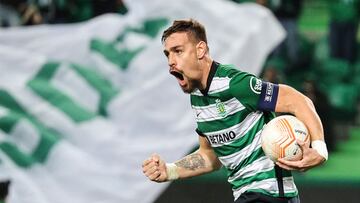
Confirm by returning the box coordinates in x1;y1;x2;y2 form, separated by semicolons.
229;73;279;111
195;128;206;137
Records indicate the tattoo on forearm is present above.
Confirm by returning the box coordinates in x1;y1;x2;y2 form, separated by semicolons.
175;153;205;170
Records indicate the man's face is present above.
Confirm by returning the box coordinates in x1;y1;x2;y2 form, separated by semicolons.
163;32;203;93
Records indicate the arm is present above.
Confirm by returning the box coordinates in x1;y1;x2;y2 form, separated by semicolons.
173;135;222;179
142;136;222;182
274;84;328;171
275;84;324;142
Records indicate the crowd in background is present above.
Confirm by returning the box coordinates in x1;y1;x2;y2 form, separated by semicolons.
0;0;127;27
234;0;360;153
0;0;359;154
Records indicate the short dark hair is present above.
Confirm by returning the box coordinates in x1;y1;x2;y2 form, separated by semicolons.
161;19;208;44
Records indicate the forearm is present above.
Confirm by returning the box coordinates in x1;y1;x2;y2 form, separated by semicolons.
276;85;328;161
168;150;221;180
276;85;324;141
293;96;328;161
292;96;324;141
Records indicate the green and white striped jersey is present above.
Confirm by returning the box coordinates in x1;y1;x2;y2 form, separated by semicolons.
191;62;298;200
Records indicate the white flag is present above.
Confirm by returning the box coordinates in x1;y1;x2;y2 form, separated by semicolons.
0;0;284;202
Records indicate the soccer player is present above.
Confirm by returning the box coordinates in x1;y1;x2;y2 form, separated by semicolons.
142;19;328;203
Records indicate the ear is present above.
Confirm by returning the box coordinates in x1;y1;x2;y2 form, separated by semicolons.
196;41;207;59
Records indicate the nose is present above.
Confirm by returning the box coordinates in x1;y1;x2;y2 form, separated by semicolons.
168;53;176;68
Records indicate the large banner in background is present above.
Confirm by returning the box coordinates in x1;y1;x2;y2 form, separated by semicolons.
0;0;285;202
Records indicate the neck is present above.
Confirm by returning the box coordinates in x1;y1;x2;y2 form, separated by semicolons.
199;57;213;91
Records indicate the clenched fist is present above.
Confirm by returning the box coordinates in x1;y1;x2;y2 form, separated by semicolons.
142;154;168;182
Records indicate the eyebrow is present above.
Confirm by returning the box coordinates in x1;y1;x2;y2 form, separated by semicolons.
163;45;182;57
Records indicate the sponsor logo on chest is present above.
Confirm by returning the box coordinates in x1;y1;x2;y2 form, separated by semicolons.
207;130;236;145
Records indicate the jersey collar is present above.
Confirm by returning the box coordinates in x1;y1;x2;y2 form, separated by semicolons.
200;60;219;96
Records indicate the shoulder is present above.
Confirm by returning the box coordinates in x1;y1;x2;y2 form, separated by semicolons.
217;64;255;79
216;64;241;77
216;63;261;92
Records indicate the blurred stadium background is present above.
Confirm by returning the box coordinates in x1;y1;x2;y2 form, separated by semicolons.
158;1;360;202
0;0;360;203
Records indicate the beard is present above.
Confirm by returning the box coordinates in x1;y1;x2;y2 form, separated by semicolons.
180;78;202;94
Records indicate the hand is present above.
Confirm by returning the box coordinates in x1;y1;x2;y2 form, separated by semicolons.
276;139;325;172
142;154;168;182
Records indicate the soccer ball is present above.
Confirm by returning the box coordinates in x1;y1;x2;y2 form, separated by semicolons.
261;115;310;162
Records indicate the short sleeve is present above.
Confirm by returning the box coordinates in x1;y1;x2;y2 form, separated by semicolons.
229;73;279;111
229;73;263;111
195;128;206;137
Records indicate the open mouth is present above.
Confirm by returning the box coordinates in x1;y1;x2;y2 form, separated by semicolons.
170;71;184;81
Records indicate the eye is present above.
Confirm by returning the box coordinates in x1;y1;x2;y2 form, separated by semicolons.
163;51;169;58
175;49;183;54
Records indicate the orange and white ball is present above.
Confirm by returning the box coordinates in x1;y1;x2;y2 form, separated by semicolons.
261;115;310;162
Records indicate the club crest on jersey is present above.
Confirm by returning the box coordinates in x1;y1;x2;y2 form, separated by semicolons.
250;76;262;94
215;99;227;117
